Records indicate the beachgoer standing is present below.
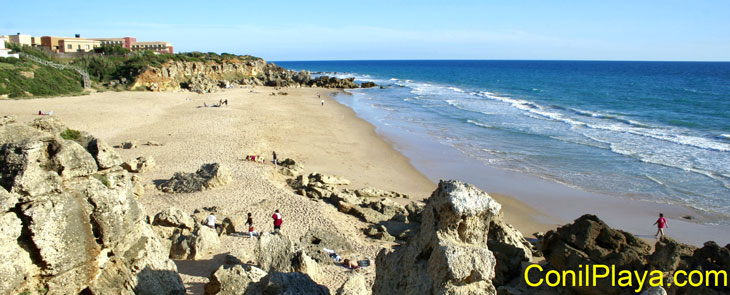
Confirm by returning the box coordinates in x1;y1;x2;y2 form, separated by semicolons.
205;213;216;230
272;151;278;166
321;99;324;106
272;210;283;233
246;213;258;238
654;213;668;240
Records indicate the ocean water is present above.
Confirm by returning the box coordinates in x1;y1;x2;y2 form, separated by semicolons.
275;60;730;224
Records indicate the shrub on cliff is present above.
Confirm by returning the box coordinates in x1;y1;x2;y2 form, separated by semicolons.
0;56;84;98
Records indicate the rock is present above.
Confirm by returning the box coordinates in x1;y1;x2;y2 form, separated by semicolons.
336;273;368;295
539;214;652;295
292;251;322;283
641;286;668;295
647;237;696;271
0;121;184;294
361;198;409;222
309;173;350;186
122;156;157;173
29;116;67;134
145;141;164;146
255;233;296;272
372;180;505;295
364;225;395;242
300;228;354;264
157;163;232;193
153;207;195;230
204;264;267;295
191;226;221;259
360;81;377;88
131;175;145;197
0;115;16;126
84;136;123;169
248;271;330;295
404;202;424;223
122;140;138;149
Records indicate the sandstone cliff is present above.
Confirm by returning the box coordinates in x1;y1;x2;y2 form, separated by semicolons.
130;58;362;93
0;115;185;295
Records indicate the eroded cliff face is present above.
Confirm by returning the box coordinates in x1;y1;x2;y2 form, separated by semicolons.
0;115;185;295
131;58;359;93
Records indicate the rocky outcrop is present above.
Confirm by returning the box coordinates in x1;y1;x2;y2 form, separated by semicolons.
131;58;372;93
337;273;368;295
122;156;156;173
539;214;652;295
157;163;232;193
204;263;268;295
246;271;330;295
0;117;184;294
169;225;221;260
255;233;297;272
372;180;532;295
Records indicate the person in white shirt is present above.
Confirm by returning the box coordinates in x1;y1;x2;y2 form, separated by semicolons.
205;213;216;229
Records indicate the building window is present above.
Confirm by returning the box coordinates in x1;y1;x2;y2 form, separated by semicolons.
85;45;90;49
67;44;72;49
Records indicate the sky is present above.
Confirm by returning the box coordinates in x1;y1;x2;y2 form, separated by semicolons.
3;0;730;61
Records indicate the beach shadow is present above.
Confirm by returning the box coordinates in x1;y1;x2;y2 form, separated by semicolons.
174;252;229;279
131;266;186;294
152;179;168;187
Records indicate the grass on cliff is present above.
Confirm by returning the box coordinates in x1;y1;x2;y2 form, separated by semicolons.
0;56;84;98
60;128;83;141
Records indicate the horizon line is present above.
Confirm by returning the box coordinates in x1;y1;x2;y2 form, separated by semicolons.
268;58;730;63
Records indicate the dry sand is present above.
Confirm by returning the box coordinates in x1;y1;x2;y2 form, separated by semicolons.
2;87;469;294
7;86;721;293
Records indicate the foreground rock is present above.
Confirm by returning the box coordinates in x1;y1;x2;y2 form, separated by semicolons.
372;180;532;295
540;214;652;295
157;163;232;193
0;116;184;294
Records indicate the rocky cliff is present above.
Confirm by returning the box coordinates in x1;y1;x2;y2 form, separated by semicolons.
371;180;533;295
0;115;185;295
130;58;363;93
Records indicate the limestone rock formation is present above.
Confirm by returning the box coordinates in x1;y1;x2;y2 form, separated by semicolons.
299;227;354;265
122;156;157;173
157;163;232;193
255;233;297;272
153;207;195;230
372;180;531;295
0;117;184;294
204;263;267;295
336;273;368;295
247;271;330;295
169;225;221;260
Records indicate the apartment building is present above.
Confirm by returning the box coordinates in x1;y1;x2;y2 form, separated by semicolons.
131;41;173;54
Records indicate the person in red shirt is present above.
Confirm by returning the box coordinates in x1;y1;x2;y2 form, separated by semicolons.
272;209;283;233
653;213;668;240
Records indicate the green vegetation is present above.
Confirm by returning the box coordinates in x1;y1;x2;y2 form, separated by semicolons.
60;128;83;141
0;43;263;97
0;56;84;98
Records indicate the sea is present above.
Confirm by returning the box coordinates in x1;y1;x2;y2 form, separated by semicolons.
275;60;730;225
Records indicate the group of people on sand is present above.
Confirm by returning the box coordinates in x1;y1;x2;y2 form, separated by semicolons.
246;151;279;166
38;110;53;116
203;209;284;238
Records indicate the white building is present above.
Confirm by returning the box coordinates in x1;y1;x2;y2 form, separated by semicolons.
0;36;20;58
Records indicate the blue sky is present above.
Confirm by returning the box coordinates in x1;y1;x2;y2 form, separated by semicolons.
4;0;729;61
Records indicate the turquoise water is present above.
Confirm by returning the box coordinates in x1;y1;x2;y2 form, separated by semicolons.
276;60;730;224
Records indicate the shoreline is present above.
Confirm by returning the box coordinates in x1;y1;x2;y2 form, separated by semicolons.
336;91;730;246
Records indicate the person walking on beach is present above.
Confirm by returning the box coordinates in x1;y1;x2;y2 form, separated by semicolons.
272;209;283;233
246;212;258;238
272;151;278;166
654;213;668;240
205;212;216;230
321;99;324;106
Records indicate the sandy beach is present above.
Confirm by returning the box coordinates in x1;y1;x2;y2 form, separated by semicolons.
2;86;727;293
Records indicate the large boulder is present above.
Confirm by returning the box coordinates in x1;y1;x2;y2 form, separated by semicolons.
539;214;652;295
204;263;267;295
157;163;232;193
336;273;368;295
0;119;184;295
299;228;354;264
122;156;157;173
255;233;297;272
247;271;330;295
153;207;195;231
373;180;528;295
